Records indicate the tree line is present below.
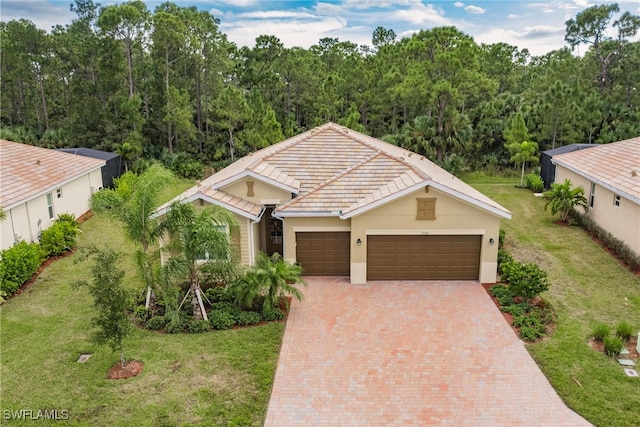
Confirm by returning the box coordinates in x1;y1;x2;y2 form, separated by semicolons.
1;1;639;176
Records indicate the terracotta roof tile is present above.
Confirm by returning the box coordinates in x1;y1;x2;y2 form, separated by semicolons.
158;123;511;219
553;137;640;203
0;140;105;209
198;188;264;218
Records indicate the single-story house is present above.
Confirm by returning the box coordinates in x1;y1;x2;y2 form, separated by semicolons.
57;148;123;188
541;144;597;189
0;140;105;250
552;136;640;257
155;123;511;284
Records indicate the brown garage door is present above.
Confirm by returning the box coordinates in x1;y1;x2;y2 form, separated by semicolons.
367;235;481;280
296;232;350;276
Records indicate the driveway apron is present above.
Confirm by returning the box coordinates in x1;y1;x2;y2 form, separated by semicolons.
264;277;591;426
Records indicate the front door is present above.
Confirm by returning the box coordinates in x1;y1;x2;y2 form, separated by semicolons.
264;207;283;256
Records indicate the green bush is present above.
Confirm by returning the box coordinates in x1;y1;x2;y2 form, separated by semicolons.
500;261;549;301
524;173;544;192
514;312;546;342
497;250;513;275
165;312;188;334
0;241;45;295
209;309;236;330
40;217;80;257
615;321;634;341
261;306;285;321
188;319;211;333
204;286;234;304
603;335;625;357
592;323;610;342
498;228;506;249
235;310;261;326
134;305;151;322
145;316;166;330
489;284;514;306
501;303;529;317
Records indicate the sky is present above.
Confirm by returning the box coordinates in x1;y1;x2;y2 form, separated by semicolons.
1;0;639;56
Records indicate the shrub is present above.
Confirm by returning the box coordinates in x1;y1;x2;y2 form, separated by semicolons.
501;303;529;317
501;261;549;301
498;228;506;249
188;319;211;333
146;316;166;330
497;250;513;275
615;321;634;341
592;323;610;342
40;217;80;257
489;284;514;306
513;312;546;342
261;306;285;321
0;241;45;295
134;305;152;322
165;312;188;334
235;310;261;326
524;173;544;192
204;286;234;304
209;309;236;330
603;335;625;357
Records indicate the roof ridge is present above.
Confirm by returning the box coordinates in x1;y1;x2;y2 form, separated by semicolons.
261;123;335;162
275;151;383;212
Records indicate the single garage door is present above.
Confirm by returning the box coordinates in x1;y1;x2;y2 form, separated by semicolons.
367;235;481;280
296;232;350;276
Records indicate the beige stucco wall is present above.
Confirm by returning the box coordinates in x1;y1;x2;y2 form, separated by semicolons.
221;177;293;205
1;169;102;250
556;167;640;256
350;187;501;284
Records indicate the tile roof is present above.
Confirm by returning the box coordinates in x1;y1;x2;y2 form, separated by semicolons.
0;140;105;209
158;123;511;219
552;137;640;204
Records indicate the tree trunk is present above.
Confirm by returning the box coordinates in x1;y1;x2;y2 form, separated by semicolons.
228;128;235;162
165;48;172;153
39;72;49;131
126;39;134;98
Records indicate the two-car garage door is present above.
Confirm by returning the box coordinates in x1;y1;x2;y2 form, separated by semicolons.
296;232;481;280
367;235;481;280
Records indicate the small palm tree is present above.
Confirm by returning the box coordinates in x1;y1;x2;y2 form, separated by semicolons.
230;252;307;312
544;179;588;222
508;140;539;187
163;201;238;320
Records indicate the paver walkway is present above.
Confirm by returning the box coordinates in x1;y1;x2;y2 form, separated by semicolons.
264;277;591;426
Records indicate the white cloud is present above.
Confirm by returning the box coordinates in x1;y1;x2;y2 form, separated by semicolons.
220;16;350;49
236;10;317;19
454;2;465;7
209;8;225;18
473;25;566;56
465;5;485;14
210;0;260;7
508;13;519;19
315;2;344;15
341;0;414;9
391;3;452;26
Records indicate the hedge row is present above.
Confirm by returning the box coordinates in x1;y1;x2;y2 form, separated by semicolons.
0;214;80;299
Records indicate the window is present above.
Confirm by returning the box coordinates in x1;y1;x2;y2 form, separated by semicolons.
416;198;436;220
56;188;63;198
613;194;621;207
46;193;55;219
589;183;596;208
196;225;230;263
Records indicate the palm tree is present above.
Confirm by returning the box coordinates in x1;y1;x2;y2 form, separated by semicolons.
544;179;588;222
507;140;539;187
90;165;175;308
230;252;307;314
162;201;238;320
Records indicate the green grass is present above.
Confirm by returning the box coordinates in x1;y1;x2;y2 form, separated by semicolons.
471;178;640;427
0;179;284;427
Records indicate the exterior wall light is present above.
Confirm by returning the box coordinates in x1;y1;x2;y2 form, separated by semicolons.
356;238;362;246
489;238;495;245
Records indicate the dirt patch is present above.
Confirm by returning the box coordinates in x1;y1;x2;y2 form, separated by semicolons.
587;336;640;360
107;360;144;379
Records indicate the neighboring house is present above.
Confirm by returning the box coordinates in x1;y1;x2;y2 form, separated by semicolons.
552;136;640;256
541;144;597;189
57;148;123;188
0;140;105;250
155;123;511;284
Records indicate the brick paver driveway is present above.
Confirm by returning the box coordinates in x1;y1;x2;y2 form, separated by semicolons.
264;277;591;426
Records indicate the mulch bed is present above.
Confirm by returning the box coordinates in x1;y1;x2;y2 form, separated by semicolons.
107;360;144;379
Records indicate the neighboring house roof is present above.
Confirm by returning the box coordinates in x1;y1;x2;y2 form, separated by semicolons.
542;144;597;157
552;136;640;205
0;140;105;209
57;147;120;161
156;123;511;220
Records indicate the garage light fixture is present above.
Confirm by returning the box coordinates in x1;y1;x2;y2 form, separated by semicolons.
489;238;495;245
357;238;362;246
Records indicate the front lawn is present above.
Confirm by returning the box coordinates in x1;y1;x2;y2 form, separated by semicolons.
0;181;284;427
471;178;640;427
